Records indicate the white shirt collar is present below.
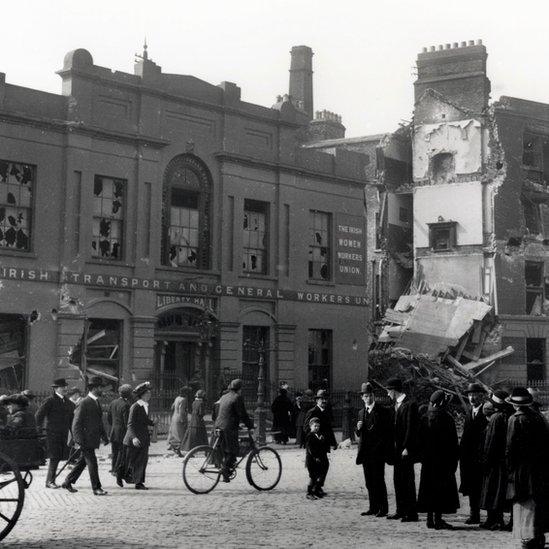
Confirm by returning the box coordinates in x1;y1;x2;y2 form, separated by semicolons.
366;402;376;413
55;391;64;400
137;399;149;413
396;393;406;404
88;392;98;401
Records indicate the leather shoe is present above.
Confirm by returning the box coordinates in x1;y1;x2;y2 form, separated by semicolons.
93;488;108;496
45;481;60;489
387;513;402;520
401;515;419;523
465;516;480;525
135;483;148;490
434;520;454;530
361;509;376;516
61;483;77;493
375;510;388;518
116;477;124;488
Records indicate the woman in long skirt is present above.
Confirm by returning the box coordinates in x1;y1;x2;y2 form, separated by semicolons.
181;390;209;452
167;387;189;456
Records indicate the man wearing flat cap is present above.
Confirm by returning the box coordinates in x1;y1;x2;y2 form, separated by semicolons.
459;382;487;524
356;382;392;517
108;384;133;475
386;377;419;522
214;379;254;482
35;378;75;489
62;376;109;495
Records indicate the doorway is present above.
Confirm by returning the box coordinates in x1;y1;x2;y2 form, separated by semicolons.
154;340;199;392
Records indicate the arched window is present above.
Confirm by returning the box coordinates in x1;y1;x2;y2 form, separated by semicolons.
162;155;212;269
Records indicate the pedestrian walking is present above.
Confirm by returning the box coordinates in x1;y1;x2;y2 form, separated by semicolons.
61;376;109;495
181;389;209;452
506;387;549;549
5;394;37;430
107;384;132;475
386;377;419;523
271;387;293;444
355;382;392;517
167;386;190;456
480;390;511;531
295;389;314;448
417;390;459;530
35;378;75;489
213;379;254;483
305;417;329;500
122;382;154;490
459;382;488;525
303;390;337;496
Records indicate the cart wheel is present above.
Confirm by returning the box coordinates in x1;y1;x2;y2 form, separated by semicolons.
182;445;221;494
245;446;282;491
0;451;25;541
22;471;33;489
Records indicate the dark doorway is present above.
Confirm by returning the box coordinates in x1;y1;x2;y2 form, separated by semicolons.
154;340;198;392
526;337;546;382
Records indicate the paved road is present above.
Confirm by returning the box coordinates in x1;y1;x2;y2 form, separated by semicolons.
2;442;517;549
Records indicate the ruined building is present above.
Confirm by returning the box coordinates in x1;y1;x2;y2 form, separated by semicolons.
0;45;369;396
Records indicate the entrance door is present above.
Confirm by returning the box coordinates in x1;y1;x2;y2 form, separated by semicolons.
154;340;197;392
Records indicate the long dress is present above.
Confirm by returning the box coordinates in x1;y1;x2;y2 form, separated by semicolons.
181;399;209;452
167;395;188;451
271;389;293;444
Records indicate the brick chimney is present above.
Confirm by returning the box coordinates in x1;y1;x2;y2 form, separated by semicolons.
307;110;346;142
289;45;314;119
414;40;490;114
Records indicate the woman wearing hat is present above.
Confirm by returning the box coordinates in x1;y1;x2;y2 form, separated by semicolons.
167;386;190;457
181;389;209;453
122;382;154;490
5;394;37;431
417;390;459;530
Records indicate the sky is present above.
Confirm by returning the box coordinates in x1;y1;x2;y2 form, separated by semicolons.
3;0;549;137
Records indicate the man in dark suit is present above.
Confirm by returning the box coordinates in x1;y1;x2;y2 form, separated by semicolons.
123;382;154;490
62;376;109;495
214;379;254;482
35;378;75;489
356;382;392;517
107;384;132;474
386;377;419;522
459;382;488;524
303;390;337;496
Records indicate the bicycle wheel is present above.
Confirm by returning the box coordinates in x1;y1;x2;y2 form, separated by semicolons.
0;451;25;542
182;445;221;494
245;447;282;491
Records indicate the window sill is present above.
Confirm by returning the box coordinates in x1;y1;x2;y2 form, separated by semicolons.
239;273;277;281
307;279;336;287
155;265;221;277
0;249;37;259
86;259;135;268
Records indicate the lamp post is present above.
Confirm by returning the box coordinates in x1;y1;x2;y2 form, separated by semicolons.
255;347;267;445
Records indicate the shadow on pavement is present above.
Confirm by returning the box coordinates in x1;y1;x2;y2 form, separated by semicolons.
2;538;166;549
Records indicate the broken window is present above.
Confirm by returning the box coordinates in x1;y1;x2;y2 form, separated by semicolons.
242;200;268;274
92;176;125;260
0;314;27;390
430;152;455;184
525;260;544;315
522;197;542;235
523;133;549;185
308;210;331;280
308;329;332;392
0;160;34;252
168;189;199;267
428;221;457;251
526;337;545;382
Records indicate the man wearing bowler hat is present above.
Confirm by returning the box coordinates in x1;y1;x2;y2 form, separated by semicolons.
62;376;109;495
459;382;488;524
356;382;392;517
35;378;75;489
386;377;419;522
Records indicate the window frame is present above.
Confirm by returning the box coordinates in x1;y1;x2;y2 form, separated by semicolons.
428;221;457;252
308;210;332;281
242;199;269;275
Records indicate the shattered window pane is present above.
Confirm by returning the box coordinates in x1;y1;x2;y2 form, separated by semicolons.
243;200;268;274
86;318;121;385
308;329;331;391
308;210;330;280
169;189;199;267
92;175;125;260
0;160;34;252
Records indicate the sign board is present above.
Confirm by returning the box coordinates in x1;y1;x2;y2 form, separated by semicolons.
335;213;366;285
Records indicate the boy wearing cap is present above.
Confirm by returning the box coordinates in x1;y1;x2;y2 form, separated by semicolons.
35;378;75;489
305;417;329;500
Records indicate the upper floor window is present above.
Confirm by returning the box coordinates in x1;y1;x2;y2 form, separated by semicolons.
308;210;331;280
0;160;34;252
243;200;268;274
162;155;211;269
523;133;549;184
428;221;457;251
430;152;455;185
92;176;125;260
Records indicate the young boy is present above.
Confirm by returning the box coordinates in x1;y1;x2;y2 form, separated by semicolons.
305;417;329;499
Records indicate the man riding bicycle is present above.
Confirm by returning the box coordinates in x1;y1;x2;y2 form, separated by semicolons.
213;379;254;482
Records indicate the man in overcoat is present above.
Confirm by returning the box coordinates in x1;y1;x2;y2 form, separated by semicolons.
107;384;132;474
459;382;488;524
506;387;549;549
355;382;392;517
386;377;419;522
62;376;109;495
35;378;75;489
214;379;254;482
122;382;154;489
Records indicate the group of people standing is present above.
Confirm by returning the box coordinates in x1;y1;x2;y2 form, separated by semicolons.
350;377;549;549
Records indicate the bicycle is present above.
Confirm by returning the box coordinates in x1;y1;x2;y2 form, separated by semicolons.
182;429;282;494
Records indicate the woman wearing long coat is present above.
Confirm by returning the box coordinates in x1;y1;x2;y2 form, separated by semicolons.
167;387;189;456
271;388;293;444
181;390;209;452
417;390;459;530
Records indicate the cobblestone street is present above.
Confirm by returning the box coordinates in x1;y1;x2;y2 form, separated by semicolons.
3;442;517;549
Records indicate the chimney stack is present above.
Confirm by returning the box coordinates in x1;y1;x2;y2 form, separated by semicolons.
289;45;314;119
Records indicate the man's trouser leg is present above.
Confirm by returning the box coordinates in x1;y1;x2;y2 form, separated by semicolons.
83;448;101;490
46;458;60;484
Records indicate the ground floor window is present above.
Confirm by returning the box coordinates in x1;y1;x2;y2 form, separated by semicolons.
0;314;27;390
308;329;331;391
526;337;545;382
